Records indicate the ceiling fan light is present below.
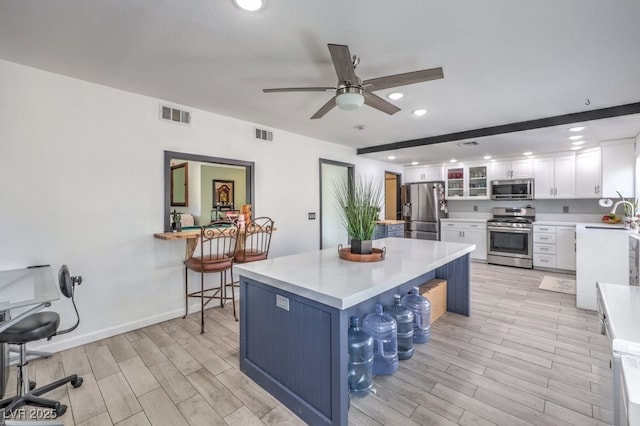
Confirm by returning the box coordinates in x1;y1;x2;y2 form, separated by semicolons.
233;0;265;11
336;92;365;111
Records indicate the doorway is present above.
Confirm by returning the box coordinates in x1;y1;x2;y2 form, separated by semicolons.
319;159;354;249
385;171;402;220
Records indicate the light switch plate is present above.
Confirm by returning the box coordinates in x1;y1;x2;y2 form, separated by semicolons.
276;294;289;311
308;212;316;220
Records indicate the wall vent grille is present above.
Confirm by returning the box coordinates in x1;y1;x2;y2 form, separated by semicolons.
160;104;191;125
254;127;273;141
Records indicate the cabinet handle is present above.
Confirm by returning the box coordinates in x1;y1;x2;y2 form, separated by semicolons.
540;237;549;240
554;187;557;196
550;188;553;195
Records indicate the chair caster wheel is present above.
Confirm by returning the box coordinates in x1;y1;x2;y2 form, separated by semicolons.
54;403;67;417
29;380;36;390
71;377;83;388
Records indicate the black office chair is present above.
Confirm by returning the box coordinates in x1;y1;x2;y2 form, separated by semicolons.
0;265;84;420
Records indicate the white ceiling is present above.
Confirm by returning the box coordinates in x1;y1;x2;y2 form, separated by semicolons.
1;0;639;165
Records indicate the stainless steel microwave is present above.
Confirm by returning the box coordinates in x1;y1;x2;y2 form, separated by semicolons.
490;179;534;200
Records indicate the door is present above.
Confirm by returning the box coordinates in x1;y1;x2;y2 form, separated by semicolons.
320;159;354;249
421;184;439;222
385;172;401;220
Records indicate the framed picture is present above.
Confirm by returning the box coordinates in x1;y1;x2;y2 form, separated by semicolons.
213;180;234;208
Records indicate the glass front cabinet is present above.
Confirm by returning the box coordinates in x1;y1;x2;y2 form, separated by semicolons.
446;164;489;199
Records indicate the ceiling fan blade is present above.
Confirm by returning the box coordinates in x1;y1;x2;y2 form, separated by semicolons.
263;87;335;93
364;92;401;115
328;44;358;84
311;97;336;119
363;67;444;91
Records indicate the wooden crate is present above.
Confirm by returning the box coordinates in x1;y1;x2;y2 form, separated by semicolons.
419;279;447;323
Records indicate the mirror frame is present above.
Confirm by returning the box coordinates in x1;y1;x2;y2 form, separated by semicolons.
170;162;189;207
164;151;255;232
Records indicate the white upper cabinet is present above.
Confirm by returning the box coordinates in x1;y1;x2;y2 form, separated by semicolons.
445;163;489;199
601;139;635;198
574;148;602;198
404;164;444;183
490;159;533;180
533;155;575;199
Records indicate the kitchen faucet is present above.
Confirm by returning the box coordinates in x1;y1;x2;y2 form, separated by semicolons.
610;200;636;218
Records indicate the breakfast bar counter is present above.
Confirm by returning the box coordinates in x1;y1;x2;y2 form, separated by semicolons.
235;238;474;425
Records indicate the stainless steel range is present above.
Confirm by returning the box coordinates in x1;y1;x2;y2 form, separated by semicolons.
487;207;535;269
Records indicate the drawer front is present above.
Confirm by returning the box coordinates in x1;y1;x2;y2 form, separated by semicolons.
387;230;405;238
463;223;486;230
534;233;556;244
373;225;386;240
387;223;405;232
441;222;463;229
534;225;556;234
534;243;556;255
534;253;557;268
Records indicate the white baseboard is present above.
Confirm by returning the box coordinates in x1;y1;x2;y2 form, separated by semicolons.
27;303;209;354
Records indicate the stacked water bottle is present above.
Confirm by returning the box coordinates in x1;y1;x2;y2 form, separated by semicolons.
347;286;431;397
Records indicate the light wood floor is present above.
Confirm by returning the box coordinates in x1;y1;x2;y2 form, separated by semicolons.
3;262;613;425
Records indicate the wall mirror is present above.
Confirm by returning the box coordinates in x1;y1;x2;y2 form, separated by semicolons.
164;151;255;232
170;162;189;207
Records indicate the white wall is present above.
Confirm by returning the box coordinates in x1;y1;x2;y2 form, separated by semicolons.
0;59;401;352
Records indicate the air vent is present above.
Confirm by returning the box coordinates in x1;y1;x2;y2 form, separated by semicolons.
455;141;479;147
160;104;191;125
254;127;273;141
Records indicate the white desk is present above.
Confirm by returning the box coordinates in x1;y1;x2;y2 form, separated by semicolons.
0;266;60;397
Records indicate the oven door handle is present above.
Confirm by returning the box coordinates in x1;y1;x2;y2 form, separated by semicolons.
487;226;532;233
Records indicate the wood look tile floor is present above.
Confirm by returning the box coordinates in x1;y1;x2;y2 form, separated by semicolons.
3;263;613;425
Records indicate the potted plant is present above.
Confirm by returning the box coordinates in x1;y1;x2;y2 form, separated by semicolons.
171;209;182;232
334;175;383;254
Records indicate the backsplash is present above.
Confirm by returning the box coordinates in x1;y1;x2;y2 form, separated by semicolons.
447;199;609;223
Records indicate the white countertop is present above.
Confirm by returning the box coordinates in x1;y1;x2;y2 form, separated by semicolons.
597;283;640;354
235;238;475;310
440;218;487;223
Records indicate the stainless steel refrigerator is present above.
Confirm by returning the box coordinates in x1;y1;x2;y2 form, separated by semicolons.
401;182;448;240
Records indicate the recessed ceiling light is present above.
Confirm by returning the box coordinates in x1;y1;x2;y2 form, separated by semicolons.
233;0;265;11
569;135;583;141
413;109;428;116
388;92;404;100
569;126;585;132
571;141;585;146
411;161;419;165
523;151;532;156
483;155;492;160
449;159;457;163
388;156;396;160
571;146;583;151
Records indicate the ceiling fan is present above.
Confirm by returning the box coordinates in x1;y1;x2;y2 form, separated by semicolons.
263;43;444;119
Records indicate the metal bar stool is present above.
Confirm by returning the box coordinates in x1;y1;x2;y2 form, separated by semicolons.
183;221;238;333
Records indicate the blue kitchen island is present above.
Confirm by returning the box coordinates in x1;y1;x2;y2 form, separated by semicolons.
234;238;475;425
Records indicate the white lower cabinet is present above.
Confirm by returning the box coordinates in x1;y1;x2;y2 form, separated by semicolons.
533;224;576;271
441;221;487;261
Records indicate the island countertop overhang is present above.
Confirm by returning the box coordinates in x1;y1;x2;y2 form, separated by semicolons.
234;238;475;310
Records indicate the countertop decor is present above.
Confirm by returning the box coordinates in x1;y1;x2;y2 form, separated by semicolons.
337;244;385;262
333;174;383;255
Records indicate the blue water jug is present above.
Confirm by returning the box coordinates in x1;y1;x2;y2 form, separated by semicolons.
401;286;431;343
385;294;414;360
347;316;374;396
362;304;398;375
